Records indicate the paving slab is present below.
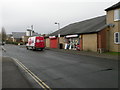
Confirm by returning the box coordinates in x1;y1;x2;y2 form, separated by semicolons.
46;48;119;60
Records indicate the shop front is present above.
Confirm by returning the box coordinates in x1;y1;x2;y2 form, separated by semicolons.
65;34;81;50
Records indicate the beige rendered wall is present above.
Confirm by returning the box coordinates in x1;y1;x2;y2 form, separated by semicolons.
83;33;97;52
22;36;30;43
59;37;65;48
45;38;50;47
106;9;120;52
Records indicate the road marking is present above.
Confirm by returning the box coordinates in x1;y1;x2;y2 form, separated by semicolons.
12;57;51;90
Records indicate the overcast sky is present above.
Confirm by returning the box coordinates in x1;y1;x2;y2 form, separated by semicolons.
1;0;120;34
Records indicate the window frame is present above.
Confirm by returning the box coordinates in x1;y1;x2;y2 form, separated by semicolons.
114;32;120;44
114;9;120;21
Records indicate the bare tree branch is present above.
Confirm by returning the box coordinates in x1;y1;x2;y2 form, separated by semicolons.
1;27;7;42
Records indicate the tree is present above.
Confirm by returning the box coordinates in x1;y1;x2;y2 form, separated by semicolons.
0;30;1;42
1;27;7;42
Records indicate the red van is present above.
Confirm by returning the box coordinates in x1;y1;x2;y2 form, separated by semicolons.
26;36;45;51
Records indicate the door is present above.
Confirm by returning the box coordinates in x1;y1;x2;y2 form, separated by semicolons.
35;37;44;48
50;38;58;48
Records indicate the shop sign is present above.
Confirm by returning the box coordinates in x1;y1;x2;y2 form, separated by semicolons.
66;34;78;38
49;36;56;39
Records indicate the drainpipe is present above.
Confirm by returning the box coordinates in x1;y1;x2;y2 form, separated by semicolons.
55;22;60;48
107;24;115;52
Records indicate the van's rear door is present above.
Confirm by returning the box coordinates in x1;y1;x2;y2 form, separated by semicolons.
35;37;44;48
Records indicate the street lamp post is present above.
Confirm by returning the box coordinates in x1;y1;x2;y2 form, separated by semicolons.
55;22;60;48
55;22;60;37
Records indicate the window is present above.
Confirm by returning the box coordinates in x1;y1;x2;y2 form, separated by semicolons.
114;32;120;44
114;9;120;21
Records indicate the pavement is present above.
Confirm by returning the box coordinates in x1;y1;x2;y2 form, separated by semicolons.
16;45;119;60
45;48;119;60
0;57;2;90
2;56;33;88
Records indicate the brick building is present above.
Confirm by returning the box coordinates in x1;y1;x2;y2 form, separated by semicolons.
46;2;120;52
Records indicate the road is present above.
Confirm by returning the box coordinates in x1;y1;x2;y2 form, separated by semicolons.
2;44;118;88
0;46;2;89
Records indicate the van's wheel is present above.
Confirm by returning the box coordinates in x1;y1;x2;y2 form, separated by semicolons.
40;48;43;51
32;47;36;51
26;46;29;50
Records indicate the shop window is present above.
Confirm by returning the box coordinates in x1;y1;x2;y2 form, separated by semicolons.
114;9;120;21
114;32;120;44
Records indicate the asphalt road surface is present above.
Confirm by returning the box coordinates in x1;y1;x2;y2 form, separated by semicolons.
2;44;118;88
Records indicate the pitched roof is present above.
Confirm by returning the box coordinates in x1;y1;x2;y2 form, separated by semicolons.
49;15;107;36
7;34;12;37
105;2;120;11
12;32;26;38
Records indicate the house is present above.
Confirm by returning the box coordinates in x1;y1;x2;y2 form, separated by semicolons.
11;28;40;44
22;32;40;44
105;2;120;52
46;2;120;52
6;34;13;42
22;29;39;43
12;32;26;42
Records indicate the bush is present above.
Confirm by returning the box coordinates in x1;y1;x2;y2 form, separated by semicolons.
5;41;25;45
20;42;25;45
13;42;18;45
6;41;13;44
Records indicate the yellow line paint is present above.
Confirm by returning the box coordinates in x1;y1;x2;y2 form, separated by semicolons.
18;61;50;89
12;58;51;90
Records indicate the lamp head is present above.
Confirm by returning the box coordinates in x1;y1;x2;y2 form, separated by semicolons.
55;22;58;24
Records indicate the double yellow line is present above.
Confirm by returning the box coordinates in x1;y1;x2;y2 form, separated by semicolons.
12;58;51;90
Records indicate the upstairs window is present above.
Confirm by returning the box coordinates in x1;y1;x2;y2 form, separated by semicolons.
114;32;120;44
114;9;120;21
